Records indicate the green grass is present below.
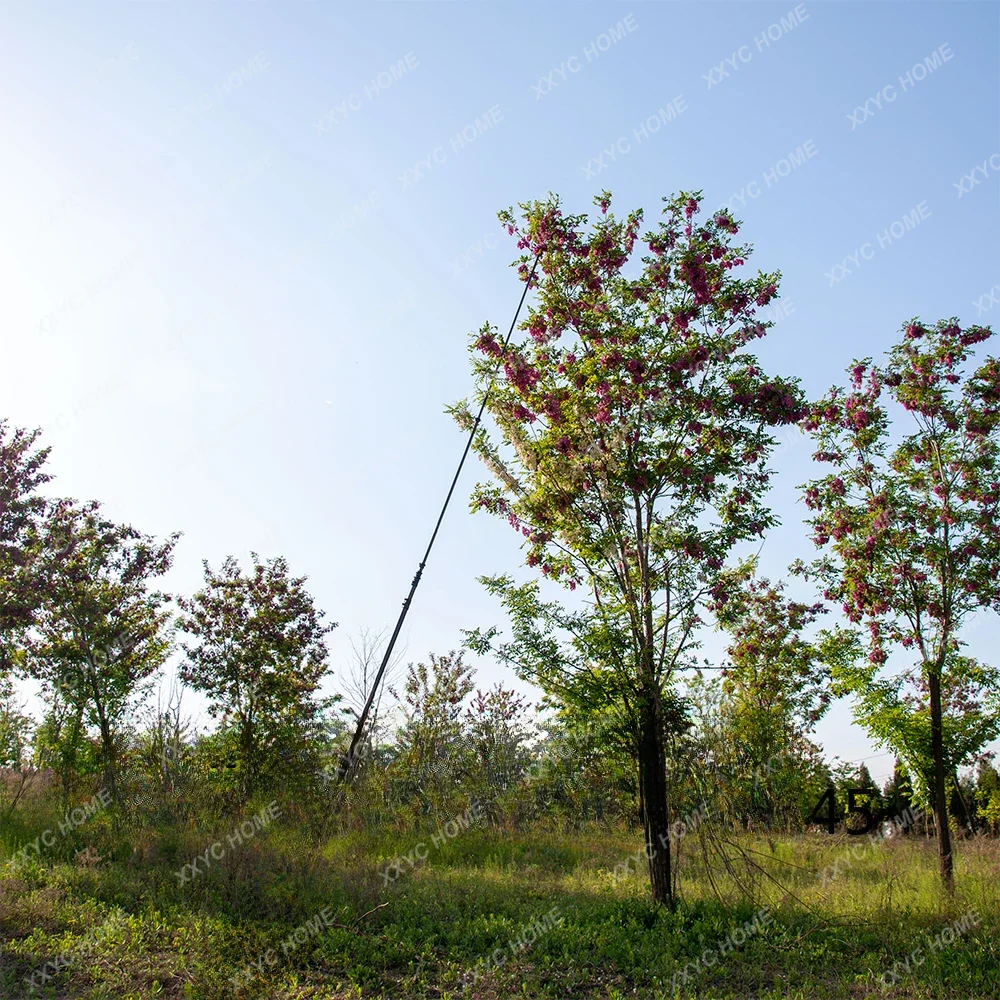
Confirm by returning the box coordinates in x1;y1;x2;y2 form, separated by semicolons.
0;819;997;998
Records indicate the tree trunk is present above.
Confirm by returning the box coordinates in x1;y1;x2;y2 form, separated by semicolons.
632;495;673;906
927;665;954;893
638;681;672;906
93;702;121;809
86;671;121;809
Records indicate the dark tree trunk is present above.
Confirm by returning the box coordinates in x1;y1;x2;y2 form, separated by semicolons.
638;680;672;906
927;665;954;893
86;663;121;810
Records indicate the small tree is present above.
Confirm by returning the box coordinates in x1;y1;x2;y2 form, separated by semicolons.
388;650;475;816
339;626;404;781
882;758;914;825
711;569;851;828
464;682;533;822
797;318;1000;892
975;758;1000;834
178;553;335;805
457;191;804;905
689;571;847;831
25;501;177;808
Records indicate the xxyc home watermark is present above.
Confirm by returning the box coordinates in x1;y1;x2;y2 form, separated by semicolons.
973;280;1000;318
13;788;112;865
881;909;980;989
230;904;337;990
380;799;484;886
817;805;922;887
314;52;418;134
22;908;126;991
37;248;141;337
954;152;1000;198
462;905;564;989
825;201;932;286
175;801;281;885
671;908;772;989
846;43;953;129
167;51;270;136
450;232;498;276
532;14;638;99
611;802;710;885
398;106;503;188
703;4;809;88
718;139;818;214
580;97;687;179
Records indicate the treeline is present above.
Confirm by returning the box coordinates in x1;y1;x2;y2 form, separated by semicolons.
3;192;1000;912
0;412;998;851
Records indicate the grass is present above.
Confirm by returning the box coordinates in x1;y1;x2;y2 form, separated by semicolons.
0;813;997;998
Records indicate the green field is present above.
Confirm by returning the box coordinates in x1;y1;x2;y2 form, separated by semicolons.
1;816;997;999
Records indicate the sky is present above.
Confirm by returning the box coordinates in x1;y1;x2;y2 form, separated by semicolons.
1;1;998;785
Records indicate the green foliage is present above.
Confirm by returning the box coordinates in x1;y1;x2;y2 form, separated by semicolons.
178;553;337;806
0;826;997;998
975;758;1000;834
22;501;177;809
829;651;1000;808
798;318;1000;888
0;674;33;768
387;650;475;816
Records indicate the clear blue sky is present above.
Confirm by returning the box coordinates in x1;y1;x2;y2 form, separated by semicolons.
2;1;998;783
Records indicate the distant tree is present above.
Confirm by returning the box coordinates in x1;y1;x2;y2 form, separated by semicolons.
339;626;404;781
798;318;1000;892
0;674;33;768
710;568;853;827
464;682;534;819
33;691;101;807
178;553;336;805
458;191;804;906
882;758;914;823
24;501;177;808
683;661;828;836
389;650;475;815
517;712;637;829
131;680;194;821
974;757;1000;834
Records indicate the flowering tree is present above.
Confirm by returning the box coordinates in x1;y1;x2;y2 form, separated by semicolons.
0;421;52;675
464;682;534;819
455;191;804;905
797;318;1000;892
26;500;178;808
388;650;475;814
178;554;336;804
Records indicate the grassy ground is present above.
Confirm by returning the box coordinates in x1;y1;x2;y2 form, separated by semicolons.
0;814;997;999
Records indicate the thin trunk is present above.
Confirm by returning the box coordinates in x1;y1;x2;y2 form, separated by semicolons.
86;666;121;809
633;494;673;907
93;701;120;808
927;664;954;893
638;675;672;906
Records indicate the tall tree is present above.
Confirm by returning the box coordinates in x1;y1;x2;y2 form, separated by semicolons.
25;501;178;807
456;191;804;905
178;553;336;803
797;318;1000;892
